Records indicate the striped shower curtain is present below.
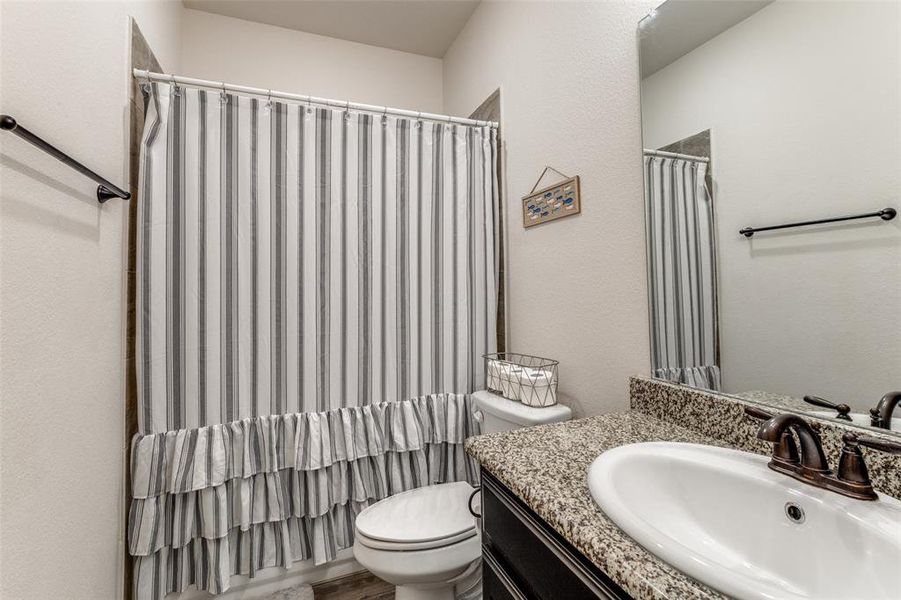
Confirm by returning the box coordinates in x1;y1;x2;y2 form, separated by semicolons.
129;82;499;599
644;154;721;391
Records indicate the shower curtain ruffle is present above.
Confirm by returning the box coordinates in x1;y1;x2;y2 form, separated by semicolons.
131;393;469;497
654;365;722;391
133;501;367;597
130;393;478;598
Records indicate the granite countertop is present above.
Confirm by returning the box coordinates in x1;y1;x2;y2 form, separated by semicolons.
465;411;728;600
731;390;810;413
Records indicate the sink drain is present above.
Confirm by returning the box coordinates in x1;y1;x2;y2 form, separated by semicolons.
784;502;805;524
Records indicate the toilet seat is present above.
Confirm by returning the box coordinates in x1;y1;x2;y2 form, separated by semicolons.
356;527;478;551
355;482;478;551
353;527;481;593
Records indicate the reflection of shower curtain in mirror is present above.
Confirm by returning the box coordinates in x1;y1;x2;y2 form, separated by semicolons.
644;154;721;391
129;82;499;599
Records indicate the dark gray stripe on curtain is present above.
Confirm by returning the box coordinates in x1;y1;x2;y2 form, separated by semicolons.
451;125;459;389
396;118;409;401
315;108;331;412
340;112;349;405
297;110;306;410
668;158;684;369
415;122;424;393
685;161;700;368
272;102;288;416
656;158;670;370
379;116;387;403
431;123;444;392
250;98;260;417
358;114;371;404
198;91;208;425
167;85;186;430
222;93;239;423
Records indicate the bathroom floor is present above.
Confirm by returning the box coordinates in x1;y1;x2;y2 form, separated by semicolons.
312;571;394;600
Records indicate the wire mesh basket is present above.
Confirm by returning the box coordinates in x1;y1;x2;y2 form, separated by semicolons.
484;352;559;407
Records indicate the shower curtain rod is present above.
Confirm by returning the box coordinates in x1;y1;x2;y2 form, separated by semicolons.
643;148;710;163
133;69;499;129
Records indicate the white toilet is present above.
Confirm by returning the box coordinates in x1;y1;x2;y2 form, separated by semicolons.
353;390;573;600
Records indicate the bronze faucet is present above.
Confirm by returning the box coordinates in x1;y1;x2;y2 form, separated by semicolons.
869;391;901;430
745;407;901;501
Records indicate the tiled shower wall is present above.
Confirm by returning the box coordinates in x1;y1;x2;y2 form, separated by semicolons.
125;20;163;599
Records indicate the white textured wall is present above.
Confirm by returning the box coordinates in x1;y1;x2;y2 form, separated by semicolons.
0;2;181;599
0;2;659;596
641;1;901;409
443;0;655;416
180;8;444;114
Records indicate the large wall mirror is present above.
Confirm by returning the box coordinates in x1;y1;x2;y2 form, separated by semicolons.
638;0;900;434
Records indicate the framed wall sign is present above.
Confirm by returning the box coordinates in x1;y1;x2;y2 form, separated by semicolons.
522;167;581;228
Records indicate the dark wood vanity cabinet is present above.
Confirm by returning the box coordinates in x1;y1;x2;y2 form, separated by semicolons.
480;470;631;600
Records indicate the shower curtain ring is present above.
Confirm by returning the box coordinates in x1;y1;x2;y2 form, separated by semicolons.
170;74;180;96
139;70;152;95
220;81;228;104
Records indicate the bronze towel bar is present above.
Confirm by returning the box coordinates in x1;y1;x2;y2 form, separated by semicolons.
1;114;130;204
740;207;896;238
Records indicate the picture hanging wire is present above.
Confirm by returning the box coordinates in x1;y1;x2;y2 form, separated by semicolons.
529;166;572;194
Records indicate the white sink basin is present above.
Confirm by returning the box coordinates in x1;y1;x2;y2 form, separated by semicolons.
809;410;901;432
588;442;901;600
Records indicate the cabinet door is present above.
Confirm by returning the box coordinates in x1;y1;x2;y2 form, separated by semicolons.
481;471;630;600
483;546;528;600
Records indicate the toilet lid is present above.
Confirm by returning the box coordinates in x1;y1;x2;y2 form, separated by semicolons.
355;482;477;549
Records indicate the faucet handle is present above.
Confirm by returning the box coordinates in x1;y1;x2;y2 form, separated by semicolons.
803;395;852;421
834;433;886;500
744;405;774;420
854;434;901;455
743;406;799;464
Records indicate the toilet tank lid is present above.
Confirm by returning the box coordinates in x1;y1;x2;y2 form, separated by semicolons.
471;390;573;426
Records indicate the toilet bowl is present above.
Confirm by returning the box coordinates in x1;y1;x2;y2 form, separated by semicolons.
353;390;573;599
353;481;481;600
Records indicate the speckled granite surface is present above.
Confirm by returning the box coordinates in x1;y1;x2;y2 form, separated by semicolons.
465;379;901;600
731;389;809;412
630;377;901;499
466;412;728;600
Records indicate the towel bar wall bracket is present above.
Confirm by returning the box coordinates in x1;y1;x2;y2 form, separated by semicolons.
740;207;896;238
0;114;130;204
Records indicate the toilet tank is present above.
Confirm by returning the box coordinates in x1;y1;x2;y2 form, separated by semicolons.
471;390;573;434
